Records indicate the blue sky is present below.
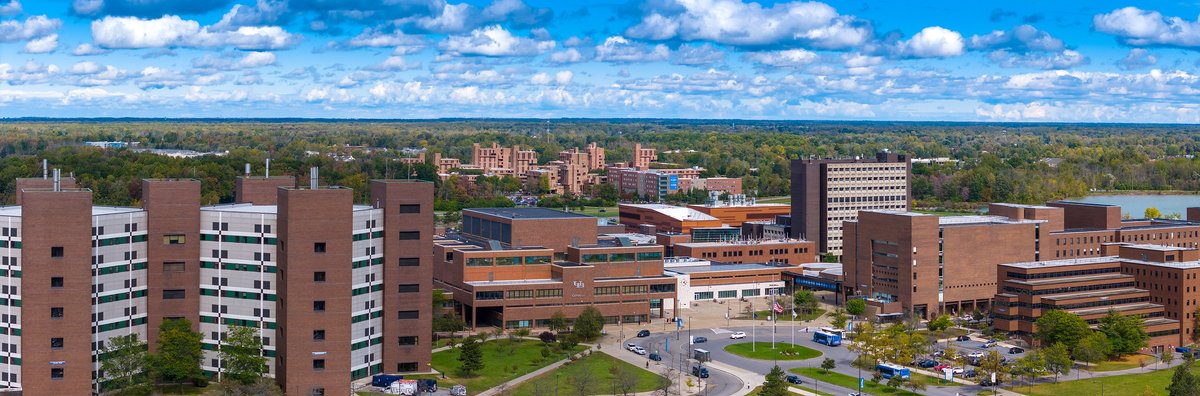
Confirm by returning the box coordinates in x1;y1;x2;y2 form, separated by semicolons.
4;0;1200;121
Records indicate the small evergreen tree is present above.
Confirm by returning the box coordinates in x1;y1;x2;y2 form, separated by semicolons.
1168;360;1199;396
759;365;788;396
458;337;485;376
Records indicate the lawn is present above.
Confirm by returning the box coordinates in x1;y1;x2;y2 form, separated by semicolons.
1089;354;1154;372
1018;364;1195;396
429;339;588;393
563;206;617;218
757;196;791;204
725;342;822;360
507;352;664;396
744;309;826;322
790;367;924;396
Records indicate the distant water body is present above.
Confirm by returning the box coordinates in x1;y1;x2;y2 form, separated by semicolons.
1072;194;1200;218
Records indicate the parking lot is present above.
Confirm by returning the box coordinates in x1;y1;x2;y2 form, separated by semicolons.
915;334;1028;380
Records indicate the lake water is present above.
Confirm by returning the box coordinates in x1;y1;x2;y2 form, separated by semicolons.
1073;194;1200;218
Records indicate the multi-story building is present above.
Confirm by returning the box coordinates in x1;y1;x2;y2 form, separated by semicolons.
433;232;677;329
688;199;790;228
672;239;817;265
843;201;1200;320
558;142;605;172
0;169;434;394
618;204;725;234
470;143;538;177
790;151;911;255
632;143;657;170
459;208;598;255
664;257;794;308
684;177;742;195
993;243;1200;352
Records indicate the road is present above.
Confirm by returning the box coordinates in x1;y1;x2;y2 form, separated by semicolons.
624;324;1005;396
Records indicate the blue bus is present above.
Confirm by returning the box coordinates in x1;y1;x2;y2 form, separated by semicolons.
877;363;910;380
813;330;842;346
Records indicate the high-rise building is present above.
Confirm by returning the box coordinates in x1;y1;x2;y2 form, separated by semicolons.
0;169;433;394
790;151;911;256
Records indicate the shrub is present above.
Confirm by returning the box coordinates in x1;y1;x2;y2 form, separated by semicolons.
539;331;557;343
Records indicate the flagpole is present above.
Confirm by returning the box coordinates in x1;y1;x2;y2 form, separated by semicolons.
772;291;776;350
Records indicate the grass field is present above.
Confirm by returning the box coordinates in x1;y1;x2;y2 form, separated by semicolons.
724;342;822;360
507;353;664;396
1090;355;1153;372
562;206;618;217
743;309;825;322
757;196;791;204
1017;364;1195;396
428;339;588;393
790;367;925;396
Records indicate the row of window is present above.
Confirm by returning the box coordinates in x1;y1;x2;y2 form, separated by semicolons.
465;255;552;267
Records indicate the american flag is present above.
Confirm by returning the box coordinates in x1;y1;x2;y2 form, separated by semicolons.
772;302;784;314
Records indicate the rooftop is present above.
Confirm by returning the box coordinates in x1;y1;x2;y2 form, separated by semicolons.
991;203;1057;210
465;207;593;220
675;238;808;247
202;203;375;214
620;203;719;221
0;205;145;217
665;263;793;274
1002;256;1118;269
938;215;1043;226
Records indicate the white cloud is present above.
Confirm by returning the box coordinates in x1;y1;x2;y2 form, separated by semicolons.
671;43;726;66
530;70;572;85
0;0;21;17
193;51;277;70
549;48;584;64
1119;48;1157;70
368;56;421;71
72;43;110;56
71;0;103;15
213;0;288;30
0;15;60;42
899;26;964;58
22;33;57;53
745;49;818;67
136;66;187;89
440;25;554;57
595;36;669;63
968;25;1085;69
1094;7;1200;48
235;52;276;68
987;49;1086;70
625;0;870;49
415;3;473;33
91;15;299;50
345;28;424;52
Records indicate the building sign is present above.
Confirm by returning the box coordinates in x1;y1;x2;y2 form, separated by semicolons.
573;281;585;288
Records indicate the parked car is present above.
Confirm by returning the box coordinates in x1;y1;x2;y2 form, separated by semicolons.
966;351;985;358
933;364;951;373
626;343;638;352
637;330;651;338
981;341;996;348
932;350;945;357
785;375;804;384
649;353;662;361
949;367;965;374
631;346;647;355
956;335;971;341
693;336;708;344
969;357;983;366
1008;347;1025;354
963;369;978;378
730;332;747;339
918;360;939;368
980;378;1002;387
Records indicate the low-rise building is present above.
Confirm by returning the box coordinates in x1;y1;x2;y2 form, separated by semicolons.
663;257;793;308
619;203;725;234
672;239;816;264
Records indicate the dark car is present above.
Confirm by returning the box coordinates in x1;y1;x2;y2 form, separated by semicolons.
693;336;708;343
918;360;939;368
785;375;804;384
963;369;978;378
1008;347;1025;354
637;330;651;338
980;378;1002;387
649;353;662;362
956;335;971;341
969;357;982;366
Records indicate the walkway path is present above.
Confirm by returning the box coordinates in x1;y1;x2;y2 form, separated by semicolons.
474;345;595;396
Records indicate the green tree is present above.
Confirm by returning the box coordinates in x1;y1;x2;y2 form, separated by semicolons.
793;290;818;316
927;314;953;332
1074;332;1112;369
221;377;284;396
1168;359;1200;396
820;358;836;372
978;350;1009;387
759;365;789;396
1193;307;1200;344
846;298;866;317
548;311;569;332
1161;348;1176;367
1097;310;1149;357
154;318;205;386
218;325;268;385
574;307;605;341
1035;310;1092;350
828;309;849;330
99;334;153;395
458;337;485;376
1146;207;1164;219
1043;342;1073;382
1014;350;1047;391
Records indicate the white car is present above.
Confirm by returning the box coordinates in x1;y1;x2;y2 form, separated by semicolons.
944;367;965;374
632;346;647;355
730;332;747;339
626;343;638;352
966;352;985;358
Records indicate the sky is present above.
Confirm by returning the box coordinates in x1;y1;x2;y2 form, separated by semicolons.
5;1;1200;122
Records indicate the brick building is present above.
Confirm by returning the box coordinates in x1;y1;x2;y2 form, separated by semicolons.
470;143;539;177
460;208;598;255
672;239;817;265
618;204;725;234
790;151;911;256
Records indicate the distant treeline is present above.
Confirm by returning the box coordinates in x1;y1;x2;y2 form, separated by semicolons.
2;120;1200;208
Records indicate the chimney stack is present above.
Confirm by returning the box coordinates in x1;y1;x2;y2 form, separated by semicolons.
244;163;251;176
310;167;318;189
52;169;60;192
42;159;47;179
265;158;271;178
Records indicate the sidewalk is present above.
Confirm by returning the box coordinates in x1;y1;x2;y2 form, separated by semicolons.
474;345;595;396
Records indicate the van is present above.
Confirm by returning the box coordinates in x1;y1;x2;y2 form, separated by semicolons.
691;364;709;378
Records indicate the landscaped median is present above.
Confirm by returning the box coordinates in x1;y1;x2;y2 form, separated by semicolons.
507;352;665;396
724;342;822;360
417;339;588;394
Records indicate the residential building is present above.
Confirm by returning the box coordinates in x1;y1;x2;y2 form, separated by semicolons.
790;151;911;255
470;143;538;177
632;143;657;170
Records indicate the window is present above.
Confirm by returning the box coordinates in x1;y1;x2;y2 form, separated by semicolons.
398;284;419;293
314;272;326;282
51;307;63;319
397;363;418;372
51;368;63;380
314;242;326;253
398;204;421;213
50;246;63;258
398;257;420;267
313;330;325;341
163;289;186;299
398;232;420;240
51;338;63;349
310;388;325;396
466;258;492;267
397;310;419;320
164;235;186;244
313;301;325;312
312;359;325;371
398;336;418;346
163;262;185;272
51;277;63;288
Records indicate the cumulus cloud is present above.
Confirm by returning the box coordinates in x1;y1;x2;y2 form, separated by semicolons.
968;25;1086;69
403;0;552;34
595;36;669;63
0;0;21;17
340;27;425;54
548;48;584;64
1118;48;1157;70
193;51;278;70
72;43;110;56
213;0;288;30
91;15;300;50
745;49;818;67
1094;7;1200;48
898;26;964;58
72;0;230;17
530;70;572;85
367;56;421;71
625;0;871;49
0;15;61;42
22;33;56;53
439;25;554;57
671;43;726;66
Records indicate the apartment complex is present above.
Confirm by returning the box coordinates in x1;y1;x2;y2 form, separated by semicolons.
843;201;1200;320
994;243;1200;351
790;151;911;255
470;143;539;177
0;171;433;395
